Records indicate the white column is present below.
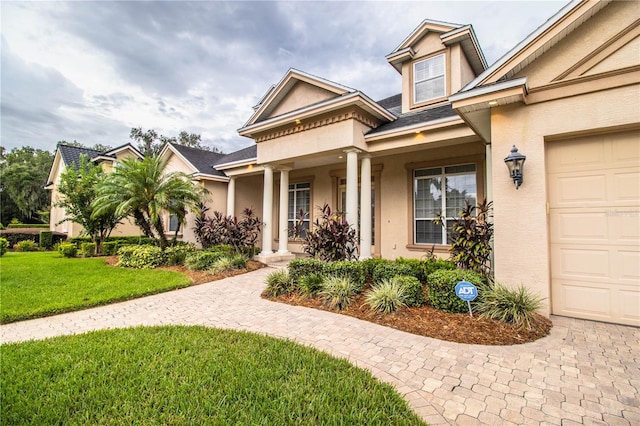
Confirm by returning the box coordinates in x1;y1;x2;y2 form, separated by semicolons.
359;155;372;259
485;144;493;204
277;168;291;254
226;177;236;217
345;149;359;235
260;165;274;255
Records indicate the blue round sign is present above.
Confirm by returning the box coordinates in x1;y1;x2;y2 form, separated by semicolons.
455;281;478;302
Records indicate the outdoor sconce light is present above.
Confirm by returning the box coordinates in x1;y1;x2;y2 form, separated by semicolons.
504;145;526;189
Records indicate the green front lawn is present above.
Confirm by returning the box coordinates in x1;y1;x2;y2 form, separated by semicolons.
1;326;426;425
0;251;191;323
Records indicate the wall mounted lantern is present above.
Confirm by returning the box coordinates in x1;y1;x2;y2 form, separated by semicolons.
504;145;526;189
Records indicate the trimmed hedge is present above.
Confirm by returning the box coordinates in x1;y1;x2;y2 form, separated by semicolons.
289;258;326;284
69;236;156;248
39;231;53;249
184;251;223;271
372;263;413;284
427;269;486;313
81;242;97;257
0;238;8;256
392;275;425;307
324;261;365;292
7;224;49;229
117;245;166;269
0;230;66;247
58;243;77;258
360;258;390;283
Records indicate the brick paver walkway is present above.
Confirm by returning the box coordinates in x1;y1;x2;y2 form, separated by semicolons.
2;263;639;425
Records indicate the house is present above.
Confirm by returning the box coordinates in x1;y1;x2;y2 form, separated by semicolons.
214;0;638;326
46;143;144;237
48;0;639;327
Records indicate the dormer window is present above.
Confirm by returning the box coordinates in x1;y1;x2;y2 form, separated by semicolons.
413;54;445;104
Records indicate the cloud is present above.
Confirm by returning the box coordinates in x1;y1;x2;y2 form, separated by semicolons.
1;1;568;153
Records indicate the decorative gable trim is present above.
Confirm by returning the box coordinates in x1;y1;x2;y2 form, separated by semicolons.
253;110;380;143
462;0;612;91
244;68;356;127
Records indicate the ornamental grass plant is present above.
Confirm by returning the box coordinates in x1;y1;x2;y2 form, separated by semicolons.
475;281;544;330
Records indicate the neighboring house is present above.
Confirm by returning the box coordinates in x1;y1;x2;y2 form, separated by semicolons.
48;0;639;327
46;143;143;237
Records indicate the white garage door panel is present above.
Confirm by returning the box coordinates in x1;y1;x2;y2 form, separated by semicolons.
548;131;640;326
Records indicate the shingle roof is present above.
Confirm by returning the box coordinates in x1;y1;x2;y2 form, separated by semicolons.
214;144;257;167
58;144;105;168
376;93;402;115
366;103;458;135
169;143;227;177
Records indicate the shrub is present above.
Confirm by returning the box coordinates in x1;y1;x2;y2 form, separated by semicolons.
303;203;358;261
194;206;261;255
164;244;196;266
102;241;119;256
475;282;544;330
229;254;248;269
360;258;390;283
364;279;407;314
319;276;358;310
288;258;325;284
372;262;413;284
80;242;97;257
6;223;49;229
184;251;223;271
263;270;293;297
14;240;37;252
323;261;365;292
436;200;493;276
394;258;424;281
0;238;8;256
39;231;53;250
117;245;166;269
208;257;235;275
422;258;456;278
392;275;425;307
298;273;324;298
427;269;485;313
58;243;78;258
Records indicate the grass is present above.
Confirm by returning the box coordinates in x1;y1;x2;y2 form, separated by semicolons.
0;251;191;323
1;326;426;425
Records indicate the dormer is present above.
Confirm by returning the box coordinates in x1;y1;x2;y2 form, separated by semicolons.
386;19;487;114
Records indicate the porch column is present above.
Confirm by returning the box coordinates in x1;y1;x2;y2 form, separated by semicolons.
485;144;493;204
359;155;372;259
344;149;360;235
226;176;236;217
260;165;274;255
277;168;291;254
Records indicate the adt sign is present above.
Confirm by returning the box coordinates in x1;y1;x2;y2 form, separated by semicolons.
455;281;478;301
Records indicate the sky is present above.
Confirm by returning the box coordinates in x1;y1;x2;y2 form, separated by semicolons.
1;1;568;154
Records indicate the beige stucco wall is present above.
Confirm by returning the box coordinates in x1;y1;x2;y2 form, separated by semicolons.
490;84;640;316
257;117;370;164
269;82;337;118
514;1;638;88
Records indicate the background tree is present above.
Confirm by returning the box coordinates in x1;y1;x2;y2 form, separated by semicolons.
0;146;53;225
129;127;221;157
55;155;123;253
92;156;206;249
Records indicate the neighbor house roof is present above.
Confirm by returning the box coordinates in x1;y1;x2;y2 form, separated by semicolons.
214;145;257;170
58;144;104;168
168;143;227;178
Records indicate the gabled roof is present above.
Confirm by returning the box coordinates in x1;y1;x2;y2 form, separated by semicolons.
214;145;257;170
164;143;227;178
58;144;104;168
103;143;143;159
461;0;612;92
366;104;459;138
244;68;357;127
386;19;487;75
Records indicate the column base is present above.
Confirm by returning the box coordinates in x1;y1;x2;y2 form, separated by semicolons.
254;252;296;264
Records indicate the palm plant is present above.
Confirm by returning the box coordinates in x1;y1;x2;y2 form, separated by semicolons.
92;156;205;249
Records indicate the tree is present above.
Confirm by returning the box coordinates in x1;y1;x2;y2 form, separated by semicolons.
55;155;123;253
0;146;53;225
92;156;206;249
129;127;221;157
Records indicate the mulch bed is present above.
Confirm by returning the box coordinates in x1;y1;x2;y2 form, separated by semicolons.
103;256;550;345
263;291;552;346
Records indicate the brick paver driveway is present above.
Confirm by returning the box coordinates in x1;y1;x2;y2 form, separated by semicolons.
2;263;638;425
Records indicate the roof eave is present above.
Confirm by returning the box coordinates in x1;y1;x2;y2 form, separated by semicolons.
365;115;463;142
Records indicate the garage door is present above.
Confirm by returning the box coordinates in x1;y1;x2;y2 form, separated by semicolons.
547;130;639;326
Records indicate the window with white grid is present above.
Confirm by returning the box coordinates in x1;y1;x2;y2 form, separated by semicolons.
414;164;476;245
413;54;445;104
288;182;310;238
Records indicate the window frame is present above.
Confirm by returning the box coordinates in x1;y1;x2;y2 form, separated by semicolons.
412;163;478;246
412;53;446;105
288;181;311;239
